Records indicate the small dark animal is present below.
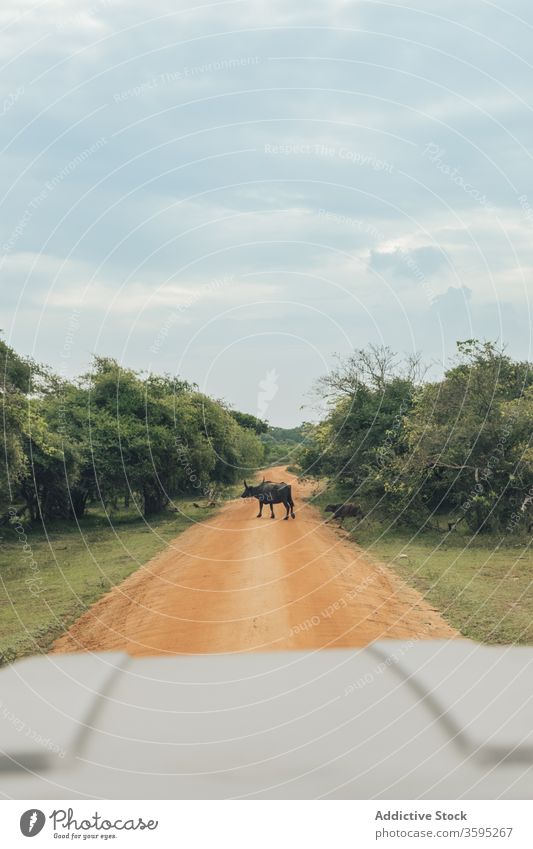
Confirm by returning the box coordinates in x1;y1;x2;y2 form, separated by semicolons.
325;502;364;527
241;478;296;520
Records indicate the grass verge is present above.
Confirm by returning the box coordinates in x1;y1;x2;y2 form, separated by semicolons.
0;499;220;664
309;485;533;644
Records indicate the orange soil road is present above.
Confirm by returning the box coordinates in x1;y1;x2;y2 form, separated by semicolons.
52;468;455;656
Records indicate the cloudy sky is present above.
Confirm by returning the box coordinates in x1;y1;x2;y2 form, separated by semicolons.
1;0;532;426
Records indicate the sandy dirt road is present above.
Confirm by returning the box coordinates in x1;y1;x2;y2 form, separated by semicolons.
53;468;455;656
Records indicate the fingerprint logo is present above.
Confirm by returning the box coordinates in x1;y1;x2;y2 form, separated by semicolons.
257;368;279;419
20;809;46;837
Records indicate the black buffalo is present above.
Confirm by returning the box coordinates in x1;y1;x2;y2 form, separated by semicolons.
241;479;296;520
325;502;364;526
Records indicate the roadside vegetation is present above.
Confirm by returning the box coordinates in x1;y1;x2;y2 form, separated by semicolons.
261;425;306;466
312;486;533;644
299;340;533;535
0;338;266;662
301;340;533;643
0;339;265;522
0;500;226;664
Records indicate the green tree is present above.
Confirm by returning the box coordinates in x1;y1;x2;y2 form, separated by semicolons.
298;346;420;498
374;341;533;530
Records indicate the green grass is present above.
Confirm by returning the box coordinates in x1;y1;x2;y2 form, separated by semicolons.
310;487;533;645
0;499;220;664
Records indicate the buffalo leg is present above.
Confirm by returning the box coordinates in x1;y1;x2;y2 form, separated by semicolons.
283;499;290;520
257;501;263;518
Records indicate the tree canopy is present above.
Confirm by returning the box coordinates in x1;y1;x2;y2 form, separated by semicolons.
1;344;265;521
298;341;533;533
